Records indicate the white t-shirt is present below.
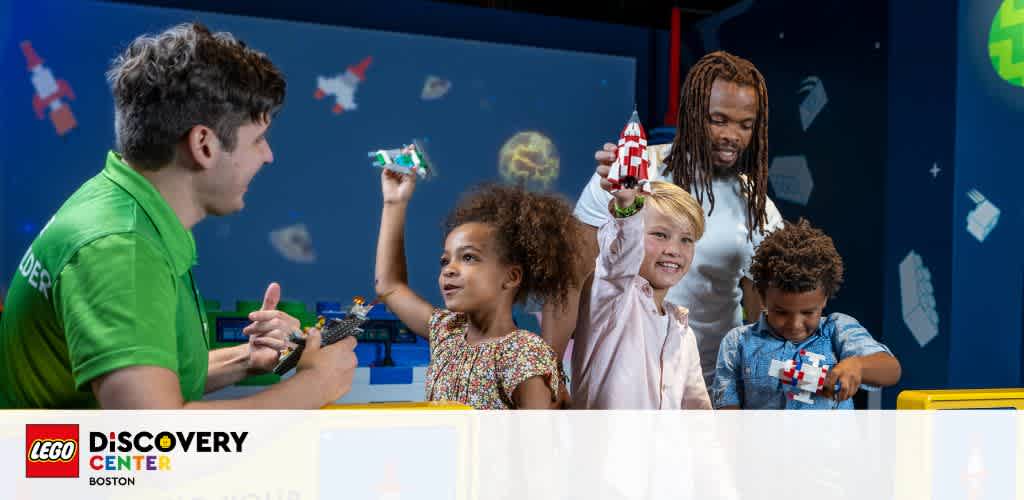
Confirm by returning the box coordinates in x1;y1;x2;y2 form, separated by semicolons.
573;146;783;386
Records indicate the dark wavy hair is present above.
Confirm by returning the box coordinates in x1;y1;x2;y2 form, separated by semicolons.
444;184;583;308
106;22;286;170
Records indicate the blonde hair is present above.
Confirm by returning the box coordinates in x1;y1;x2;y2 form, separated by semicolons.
645;180;705;240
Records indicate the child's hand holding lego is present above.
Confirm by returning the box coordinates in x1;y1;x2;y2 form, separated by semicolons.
823;357;862;402
381;169;417;204
611;188;640;213
594;142;640;213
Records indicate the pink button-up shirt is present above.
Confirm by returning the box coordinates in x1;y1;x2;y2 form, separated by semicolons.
571;206;711;409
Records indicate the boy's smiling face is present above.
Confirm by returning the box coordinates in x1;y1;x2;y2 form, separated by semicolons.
760;286;828;342
639;207;696;292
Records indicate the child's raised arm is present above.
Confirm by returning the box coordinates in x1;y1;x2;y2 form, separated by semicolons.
594;144;647;286
374;170;433;338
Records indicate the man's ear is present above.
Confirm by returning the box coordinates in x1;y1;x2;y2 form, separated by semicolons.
183;125;221;171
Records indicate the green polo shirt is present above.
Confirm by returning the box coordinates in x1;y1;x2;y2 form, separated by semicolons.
0;151;210;408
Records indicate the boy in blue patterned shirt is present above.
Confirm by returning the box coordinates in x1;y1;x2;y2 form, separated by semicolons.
711;219;901;409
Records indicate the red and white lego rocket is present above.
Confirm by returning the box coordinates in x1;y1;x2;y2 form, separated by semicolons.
608;109;651;193
21;41;76;136
314;56;372;115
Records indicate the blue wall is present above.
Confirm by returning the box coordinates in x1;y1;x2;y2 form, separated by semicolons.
1;0;637;319
884;0;1024;404
949;0;1023;387
883;0;959;406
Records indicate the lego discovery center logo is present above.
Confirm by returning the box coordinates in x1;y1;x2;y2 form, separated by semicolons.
25;424;248;487
25;424;79;478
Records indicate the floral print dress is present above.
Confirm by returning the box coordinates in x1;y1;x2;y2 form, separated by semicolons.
424;309;560;409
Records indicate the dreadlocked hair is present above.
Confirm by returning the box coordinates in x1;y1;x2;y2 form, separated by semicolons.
444;184;583;308
750;218;844;298
667;50;770;239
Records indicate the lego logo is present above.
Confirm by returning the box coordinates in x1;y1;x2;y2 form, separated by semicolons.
27;439;77;462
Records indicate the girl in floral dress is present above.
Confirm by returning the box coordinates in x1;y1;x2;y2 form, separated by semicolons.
374;170;581;409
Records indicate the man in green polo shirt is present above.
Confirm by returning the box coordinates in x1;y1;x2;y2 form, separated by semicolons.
0;23;357;409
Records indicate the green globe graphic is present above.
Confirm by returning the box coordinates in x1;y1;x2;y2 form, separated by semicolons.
989;0;1024;87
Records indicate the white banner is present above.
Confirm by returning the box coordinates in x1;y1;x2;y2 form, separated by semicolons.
1;410;1020;499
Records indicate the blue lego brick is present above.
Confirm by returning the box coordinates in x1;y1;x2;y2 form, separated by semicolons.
370;367;413;385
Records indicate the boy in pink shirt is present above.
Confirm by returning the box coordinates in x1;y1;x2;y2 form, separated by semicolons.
572;179;711;409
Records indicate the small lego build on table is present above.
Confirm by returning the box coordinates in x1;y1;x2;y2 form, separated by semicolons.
273;296;376;376
608;109;652;193
369;139;434;180
769;349;841;404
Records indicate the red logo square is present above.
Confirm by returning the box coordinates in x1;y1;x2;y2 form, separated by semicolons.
25;424;79;478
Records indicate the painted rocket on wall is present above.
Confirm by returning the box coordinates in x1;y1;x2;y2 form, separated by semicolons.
21;41;77;136
314;56;372;115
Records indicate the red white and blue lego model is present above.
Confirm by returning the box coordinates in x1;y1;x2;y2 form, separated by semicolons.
769;349;841;404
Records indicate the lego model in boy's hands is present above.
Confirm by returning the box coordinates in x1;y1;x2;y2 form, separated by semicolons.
273;297;375;375
607;109;652;193
769;349;840;404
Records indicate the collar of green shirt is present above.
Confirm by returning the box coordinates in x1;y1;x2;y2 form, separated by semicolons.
101;150;197;276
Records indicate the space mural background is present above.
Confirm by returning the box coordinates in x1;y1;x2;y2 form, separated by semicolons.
0;0;635;318
3;0;1024;399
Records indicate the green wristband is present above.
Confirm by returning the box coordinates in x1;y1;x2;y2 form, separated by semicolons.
613;195;645;218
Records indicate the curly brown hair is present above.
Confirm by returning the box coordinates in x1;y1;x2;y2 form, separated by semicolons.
107;23;286;170
750;218;844;297
444;184;583;308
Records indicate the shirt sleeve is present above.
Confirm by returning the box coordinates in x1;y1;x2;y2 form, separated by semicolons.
53;233;180;391
595;205;646;289
710;328;744;408
498;332;560;406
829;313;893;392
574;172;615;228
427;308;465;351
427;308;445;344
681;326;713;409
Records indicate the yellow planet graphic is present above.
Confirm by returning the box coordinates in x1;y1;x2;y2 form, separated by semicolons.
498;131;559;190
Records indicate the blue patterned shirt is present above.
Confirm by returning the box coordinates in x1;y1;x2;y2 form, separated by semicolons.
711;313;893;409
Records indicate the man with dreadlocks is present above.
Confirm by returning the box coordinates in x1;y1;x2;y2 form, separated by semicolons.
555;51;783;390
